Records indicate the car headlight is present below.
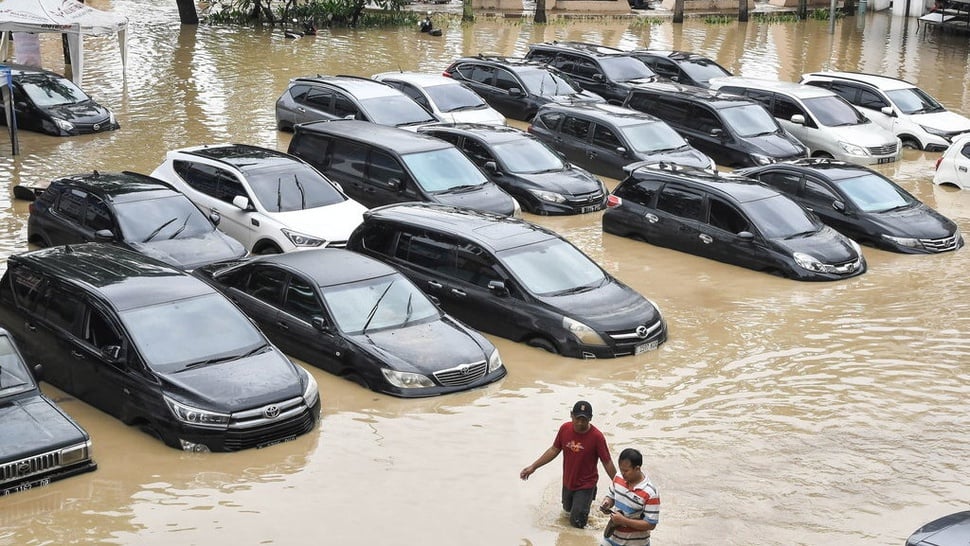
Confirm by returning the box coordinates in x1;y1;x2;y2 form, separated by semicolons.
164;396;230;429
919;124;948;138
281;228;327;247
511;198;522;218
53;118;75;132
381;368;435;389
527;189;566;203
793;251;825;272
302;368;320;408
59;441;91;465
838;141;868;156
562;316;607;346
751;153;775;165
109;112;117;125
881;234;922;249
487;348;504;373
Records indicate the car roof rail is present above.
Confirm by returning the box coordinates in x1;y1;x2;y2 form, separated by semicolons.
545;40;627;56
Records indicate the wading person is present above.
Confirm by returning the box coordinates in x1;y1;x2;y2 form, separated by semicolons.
599;448;659;546
520;401;617;528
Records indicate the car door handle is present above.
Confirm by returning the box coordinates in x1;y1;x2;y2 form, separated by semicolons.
25;321;36;332
699;234;713;244
427;280;442;289
450;288;467;297
71;350;85;359
297;107;306;113
960;166;967;172
644;213;659;223
805;207;814;212
276;321;290;330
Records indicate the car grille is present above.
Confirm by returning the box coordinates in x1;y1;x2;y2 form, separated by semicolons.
224;396;315;451
433;360;488;386
830;258;861;275
605;319;665;356
74;118;114;133
1;450;60;482
867;142;898;156
566;190;604;206
920;234;960;252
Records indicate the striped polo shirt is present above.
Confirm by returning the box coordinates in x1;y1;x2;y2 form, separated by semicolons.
606;473;660;546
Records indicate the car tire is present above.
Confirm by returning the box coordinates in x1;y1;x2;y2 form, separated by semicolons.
812;151;833;159
253;242;282;255
526;337;558;354
900;137;921;150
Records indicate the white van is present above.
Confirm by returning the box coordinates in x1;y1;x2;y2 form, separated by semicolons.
799;71;970;152
709;76;901;166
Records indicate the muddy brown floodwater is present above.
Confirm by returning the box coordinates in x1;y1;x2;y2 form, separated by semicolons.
1;2;969;545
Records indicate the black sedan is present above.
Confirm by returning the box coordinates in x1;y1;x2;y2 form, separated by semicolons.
196;248;506;397
419;123;608;215
737;159;963;254
1;328;97;496
2;64;119;136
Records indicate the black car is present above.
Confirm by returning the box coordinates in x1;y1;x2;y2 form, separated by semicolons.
0;244;320;452
418;123;608;215
27;171;247;270
906;511;970;546
196;249;506;397
736;159;963;254
602;162;866;281
441;56;605;121
1;64;119;136
347;202;667;358
524;41;659;105
287;119;519;216
527;103;715;180
0;328;97;496
628;50;733;88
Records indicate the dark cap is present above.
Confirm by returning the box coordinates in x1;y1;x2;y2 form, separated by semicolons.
572;401;593;419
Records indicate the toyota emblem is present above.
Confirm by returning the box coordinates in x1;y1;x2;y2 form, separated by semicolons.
635;325;649;339
262;405;280;419
458;365;471;376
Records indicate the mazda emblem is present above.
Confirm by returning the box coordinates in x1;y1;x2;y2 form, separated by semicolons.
262;405;280;419
635;325;649;339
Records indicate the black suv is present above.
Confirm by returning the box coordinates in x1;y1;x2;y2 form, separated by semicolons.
418;123;608;215
274;74;439;131
287;119;519;216
442;56;605;121
0;244;321;452
27;171;247;270
347;203;667;358
628;50;732;88
524;41;659;105
622;81;808;168
602;162;866;281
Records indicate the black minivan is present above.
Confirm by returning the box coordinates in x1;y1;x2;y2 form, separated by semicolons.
0;244;320;452
288;120;519;216
347;202;667;358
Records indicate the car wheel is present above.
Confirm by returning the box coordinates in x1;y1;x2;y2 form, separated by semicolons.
253;242;282;255
901;137;921;150
29;234;51;248
812;151;833;159
526;337;558;354
344;373;370;390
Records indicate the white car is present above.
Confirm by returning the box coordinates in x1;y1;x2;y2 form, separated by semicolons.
934;132;970;189
372;71;507;126
150;144;367;254
800;71;970;152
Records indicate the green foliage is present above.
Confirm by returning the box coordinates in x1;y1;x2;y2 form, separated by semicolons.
204;0;414;27
703;14;733;24
808;7;844;19
630;16;665;26
752;12;799;22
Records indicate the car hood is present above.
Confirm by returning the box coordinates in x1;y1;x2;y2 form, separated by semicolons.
270;199;367;242
514;166;603;195
440;108;506;126
771;226;859;263
127;230;247;270
822;123;898;147
160;349;304;412
910;110;970;133
549;91;606;105
536;278;660;332
864;203;958;239
0;395;88;460
349;317;489;375
636;146;712;169
744;132;806;158
44;101;111;123
432;184;516;216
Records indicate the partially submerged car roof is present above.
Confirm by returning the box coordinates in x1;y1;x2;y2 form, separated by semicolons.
294;120;452;154
246;248;396;288
49;171;179;203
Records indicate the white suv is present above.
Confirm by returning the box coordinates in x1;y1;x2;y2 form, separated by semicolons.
150;144;367;254
934;133;970;190
708;76;901;166
800;71;970;152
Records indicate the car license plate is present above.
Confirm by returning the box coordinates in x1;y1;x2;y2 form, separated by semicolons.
634;340;658;355
579;204;600;214
1;477;51;496
877;157;896;164
257;435;296;449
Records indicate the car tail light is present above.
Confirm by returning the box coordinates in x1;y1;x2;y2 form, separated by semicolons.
934;156;943;171
606;194;622;208
442;70;453;78
28;202;36;214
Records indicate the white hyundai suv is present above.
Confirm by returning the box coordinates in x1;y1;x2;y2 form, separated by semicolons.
934;133;970;190
150;144;367;254
800;71;970;152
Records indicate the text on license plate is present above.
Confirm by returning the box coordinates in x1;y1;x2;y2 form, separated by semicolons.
580;204;600;214
634;340;659;355
877;157;896;164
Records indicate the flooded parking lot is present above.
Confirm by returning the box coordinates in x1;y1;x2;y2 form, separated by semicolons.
1;2;969;544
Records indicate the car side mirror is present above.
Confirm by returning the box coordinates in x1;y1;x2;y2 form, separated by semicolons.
737;231;755;241
209;211;221;226
32;363;44;382
484;161;499;173
94;229;115;242
387;178;402;191
790;114;806;125
508;87;523;97
101;345;122;363
833;200;846;212
15;101;27;110
711;127;724;138
592;74;605;82
487;280;509;297
311;316;332;333
232;195;252;211
615;146;629;157
880;106;895;117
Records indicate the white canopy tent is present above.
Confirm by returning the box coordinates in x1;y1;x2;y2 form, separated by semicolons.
0;0;128;83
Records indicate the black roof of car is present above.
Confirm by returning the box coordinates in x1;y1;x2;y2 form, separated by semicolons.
294;120;451;154
176;144;309;173
49;171;179;203
536;102;663;127
245;248;395;288
749;158;878;181
452;55;546;69
8;244;214;312
630;50;713;62
625;162;780;204
363;202;558;252
421;123;531;145
628;81;757;107
288;74;398;97
528;41;630;58
3;63;72;80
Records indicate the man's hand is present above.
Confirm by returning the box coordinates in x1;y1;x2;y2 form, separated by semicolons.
519;466;535;480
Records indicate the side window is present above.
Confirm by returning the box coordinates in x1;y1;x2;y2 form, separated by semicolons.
399;84;430;110
757;172;802;196
537;111;564;130
624;91;657;115
708;198;749;234
613;177;662;206
454;242;503;289
458;64;494;86
493;69;519;92
961;142;970;159
651;58;680;80
330;140;369;180
215;168;247;204
84;196;114;232
288;84;311;102
54;188;87;223
572;58;601;79
561;116;591;140
656;186;705;221
527;50;556;64
745;89;774;109
432;132;463;147
283;276;322;323
653;97;690;124
395;231;457;274
290;133;332;169
303;87;334;111
369;149;406;187
685;106;721;134
39;285;83;333
826;81;858;104
773;95;809;124
83;307;122;351
857;88;888;110
9;268;46;311
333;93;360;119
803;177;839;203
462;139;493;164
357;223;398;255
245;267;287;306
591;124;622;149
173;161;243;204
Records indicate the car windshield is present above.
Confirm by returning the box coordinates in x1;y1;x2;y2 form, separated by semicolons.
620;122;688;153
0;336;36;397
803;95;868;127
492;137;565;173
679;59;732;85
244;163;346;213
498;238;606;296
719;103;781;137
740;194;821;239
599;56;655;82
120;293;267;373
401;147;490;192
18;75;90;107
425;83;488;112
321;273;439;334
833;173;914;213
360;95;438;126
115;195;214;242
886;87;945;115
518;68;583;96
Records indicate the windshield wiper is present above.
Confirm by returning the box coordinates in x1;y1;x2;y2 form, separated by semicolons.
143;217;178;242
551;283;597;296
439;184;483;194
168;215;191;240
878;203;912;213
401;293;413;327
276;177;283;212
362;281;395;334
784;230;817;240
293;175;306;210
180;344;270;371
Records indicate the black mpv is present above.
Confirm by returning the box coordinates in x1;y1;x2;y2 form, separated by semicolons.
524;41;659;105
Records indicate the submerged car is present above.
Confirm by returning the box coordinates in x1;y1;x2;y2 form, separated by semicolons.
0;244;321;452
737;159;962;254
27;171;247;270
372;71;506;126
603;162;866;281
628;50;732;88
1;64;119;136
0;328;97;496
196;249;506;397
933;132;970;190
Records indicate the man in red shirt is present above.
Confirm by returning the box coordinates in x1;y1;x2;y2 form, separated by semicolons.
520;401;618;528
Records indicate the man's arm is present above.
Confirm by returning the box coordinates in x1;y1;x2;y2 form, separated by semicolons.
602;458;617;480
520;446;561;480
610;512;656;531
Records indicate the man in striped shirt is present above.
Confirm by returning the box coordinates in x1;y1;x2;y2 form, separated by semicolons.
599;448;659;546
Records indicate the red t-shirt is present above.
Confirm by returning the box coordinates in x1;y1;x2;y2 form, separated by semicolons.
554;422;610;490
